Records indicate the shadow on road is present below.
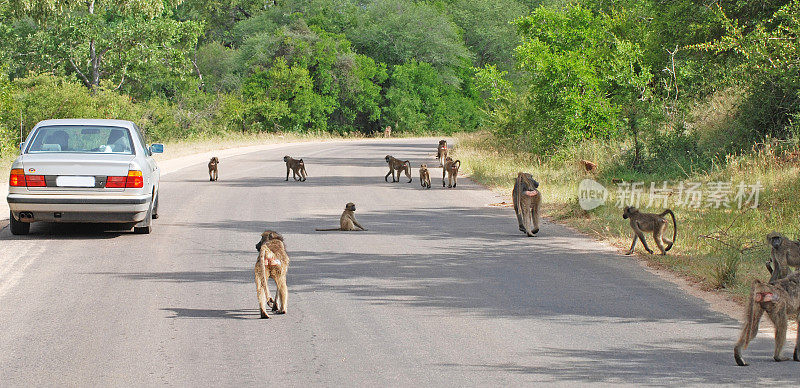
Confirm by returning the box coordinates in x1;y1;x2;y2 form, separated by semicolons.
162;307;259;320
437;336;788;385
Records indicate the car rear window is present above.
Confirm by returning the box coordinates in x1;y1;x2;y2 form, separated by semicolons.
27;126;134;154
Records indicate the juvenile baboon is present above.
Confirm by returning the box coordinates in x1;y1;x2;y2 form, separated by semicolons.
622;206;677;255
437;140;448;167
513;172;541;237
385;155;412;183
315;202;367;231
384;126;392;138
442;156;461;188
208;157;219;181
254;230;290;318
579;159;597;173
766;231;800;278
284;156;307;182
419;164;431;189
734;259;800;366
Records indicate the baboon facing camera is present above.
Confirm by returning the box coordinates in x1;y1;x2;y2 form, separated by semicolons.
208;157;219;181
513;172;541;237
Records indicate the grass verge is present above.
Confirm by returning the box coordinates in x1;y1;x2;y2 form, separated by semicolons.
453;131;800;302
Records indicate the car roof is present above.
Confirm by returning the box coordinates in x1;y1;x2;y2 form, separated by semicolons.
34;119;137;130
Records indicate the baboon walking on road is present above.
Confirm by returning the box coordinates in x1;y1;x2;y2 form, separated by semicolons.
734;260;800;366
254;230;290;318
315;202;367;231
385;155;412;183
442;157;461;188
419;164;431;189
284;156;307;182
513;172;541;237
437;140;448;167
208;157;219;181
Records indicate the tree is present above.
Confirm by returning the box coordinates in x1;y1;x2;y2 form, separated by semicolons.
510;5;652;152
5;0;202;93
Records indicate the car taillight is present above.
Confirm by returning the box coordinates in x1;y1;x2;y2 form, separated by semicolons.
9;169;24;187
106;176;127;188
106;170;143;188
25;174;46;187
126;170;143;188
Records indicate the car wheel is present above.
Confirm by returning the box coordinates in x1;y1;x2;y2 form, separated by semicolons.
9;211;30;235
133;199;154;234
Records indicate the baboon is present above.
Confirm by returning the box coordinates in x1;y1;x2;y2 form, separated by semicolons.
734;259;800;366
315;202;367;231
442;156;461;188
208;157;219;181
437;140;448;167
254;230;290;318
579;159;597;173
622;206;677;255
766;231;800;278
513;172;541;237
385;155;412;183
284;156;307;182
419;164;431;189
384;125;392;138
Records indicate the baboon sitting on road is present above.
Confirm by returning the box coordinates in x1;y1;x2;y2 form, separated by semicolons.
315;202;366;231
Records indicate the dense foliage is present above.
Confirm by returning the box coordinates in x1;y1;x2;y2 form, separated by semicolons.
0;0;798;167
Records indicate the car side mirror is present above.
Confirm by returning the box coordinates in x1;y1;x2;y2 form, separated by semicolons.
149;144;164;154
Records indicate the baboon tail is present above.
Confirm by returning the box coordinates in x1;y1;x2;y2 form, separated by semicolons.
315;228;341;231
255;261;269;318
661;209;676;251
454;160;461;169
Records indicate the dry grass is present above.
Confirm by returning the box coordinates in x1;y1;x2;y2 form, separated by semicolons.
453;131;800;301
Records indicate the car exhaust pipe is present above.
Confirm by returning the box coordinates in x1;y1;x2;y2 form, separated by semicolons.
18;211;34;221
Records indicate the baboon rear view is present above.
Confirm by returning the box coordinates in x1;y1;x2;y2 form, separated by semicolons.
734;260;800;366
254;230;290;318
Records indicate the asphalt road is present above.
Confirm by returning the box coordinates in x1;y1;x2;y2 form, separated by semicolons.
0;139;796;386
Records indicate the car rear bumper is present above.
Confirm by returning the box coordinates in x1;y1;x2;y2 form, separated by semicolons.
7;193;151;223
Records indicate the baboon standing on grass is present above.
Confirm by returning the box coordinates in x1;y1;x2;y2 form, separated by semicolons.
622;206;677;255
766;231;800;278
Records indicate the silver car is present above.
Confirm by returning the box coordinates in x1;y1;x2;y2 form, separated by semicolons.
7;119;163;235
